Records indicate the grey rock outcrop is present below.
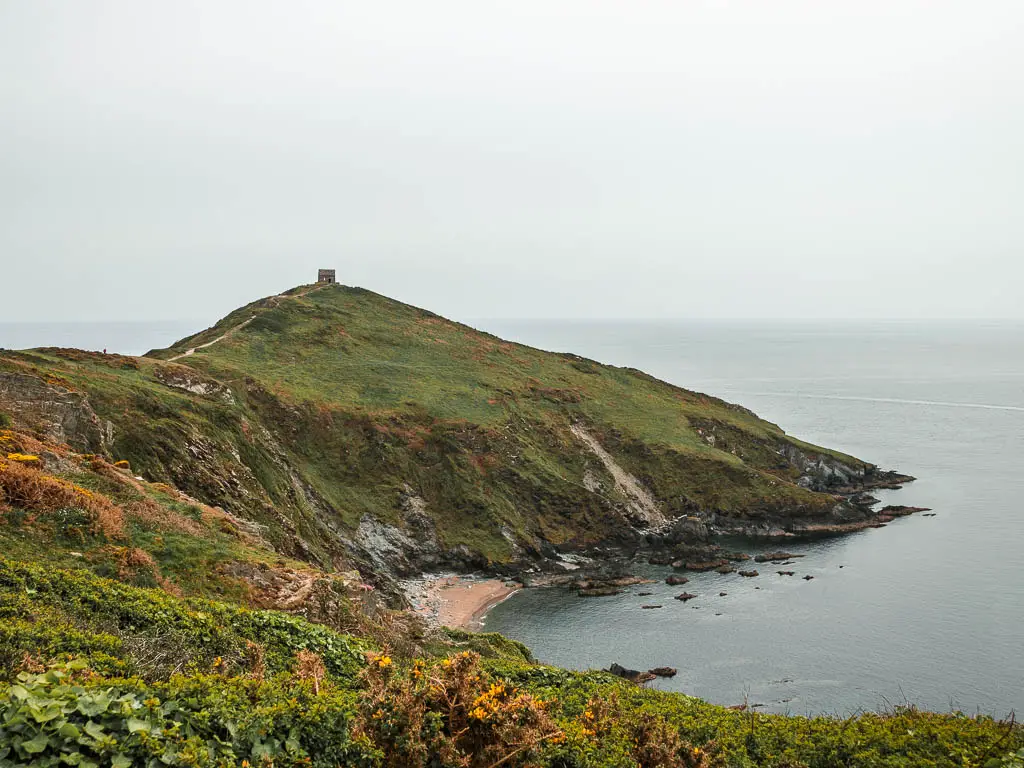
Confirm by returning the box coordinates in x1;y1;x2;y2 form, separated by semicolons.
0;372;111;453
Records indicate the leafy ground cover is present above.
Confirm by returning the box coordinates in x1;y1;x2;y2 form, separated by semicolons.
1;560;1020;767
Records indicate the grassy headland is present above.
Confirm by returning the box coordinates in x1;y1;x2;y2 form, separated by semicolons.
3;284;893;585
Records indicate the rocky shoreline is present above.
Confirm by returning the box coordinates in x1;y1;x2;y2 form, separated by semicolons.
401;476;930;631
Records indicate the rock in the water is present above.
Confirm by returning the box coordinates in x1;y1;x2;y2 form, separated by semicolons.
648;666;677;677
877;505;930;518
803;575;815;581
641;604;662;609
674;592;697;602
738;569;759;577
665;575;689;585
754;551;804;563
777;570;795;576
719;591;728;596
683;559;730;572
637;591;654;596
715;565;736;574
578;586;622;597
607;663;656;684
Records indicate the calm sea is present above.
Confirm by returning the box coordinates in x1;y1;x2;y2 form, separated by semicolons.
0;322;204;357
475;320;1024;717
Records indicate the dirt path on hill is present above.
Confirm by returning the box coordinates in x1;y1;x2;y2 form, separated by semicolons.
167;284;324;363
167;316;258;362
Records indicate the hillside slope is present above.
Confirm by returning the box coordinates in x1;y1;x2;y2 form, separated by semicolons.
1;284;906;586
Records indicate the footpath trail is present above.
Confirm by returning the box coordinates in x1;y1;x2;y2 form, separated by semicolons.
167;284;323;363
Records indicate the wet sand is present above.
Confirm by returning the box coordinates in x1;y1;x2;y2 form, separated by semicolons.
406;575;520;630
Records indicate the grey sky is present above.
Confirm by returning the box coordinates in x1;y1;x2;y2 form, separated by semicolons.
1;1;1022;323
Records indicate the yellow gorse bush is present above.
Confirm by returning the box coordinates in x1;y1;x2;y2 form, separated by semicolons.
6;453;41;463
357;650;562;768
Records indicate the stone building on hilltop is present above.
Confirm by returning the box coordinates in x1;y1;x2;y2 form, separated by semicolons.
317;269;336;284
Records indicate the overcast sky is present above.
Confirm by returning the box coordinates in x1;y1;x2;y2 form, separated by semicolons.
1;1;1022;323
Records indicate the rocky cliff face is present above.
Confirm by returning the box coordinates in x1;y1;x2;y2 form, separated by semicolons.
0;370;111;453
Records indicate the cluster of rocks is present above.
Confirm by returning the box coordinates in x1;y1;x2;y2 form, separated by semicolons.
875;505;931;522
606;663;677;684
575;574;656;598
753;551;804;563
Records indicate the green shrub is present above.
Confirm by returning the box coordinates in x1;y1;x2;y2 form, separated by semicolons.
0;412;11;428
988;749;1024;768
0;559;372;683
0;661;376;768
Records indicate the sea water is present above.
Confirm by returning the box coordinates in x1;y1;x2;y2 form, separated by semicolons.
0;322;204;357
476;320;1024;717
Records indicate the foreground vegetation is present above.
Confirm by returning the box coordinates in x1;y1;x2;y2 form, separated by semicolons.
1;559;1021;768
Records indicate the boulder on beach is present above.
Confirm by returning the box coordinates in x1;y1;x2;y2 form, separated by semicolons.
715;565;736;574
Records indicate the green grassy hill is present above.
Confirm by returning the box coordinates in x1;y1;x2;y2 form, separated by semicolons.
1;283;895;584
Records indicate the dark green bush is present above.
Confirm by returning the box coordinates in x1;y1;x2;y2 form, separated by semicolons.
0;662;377;768
0;559;372;682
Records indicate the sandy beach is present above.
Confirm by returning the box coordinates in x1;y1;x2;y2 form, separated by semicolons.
404;574;520;630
